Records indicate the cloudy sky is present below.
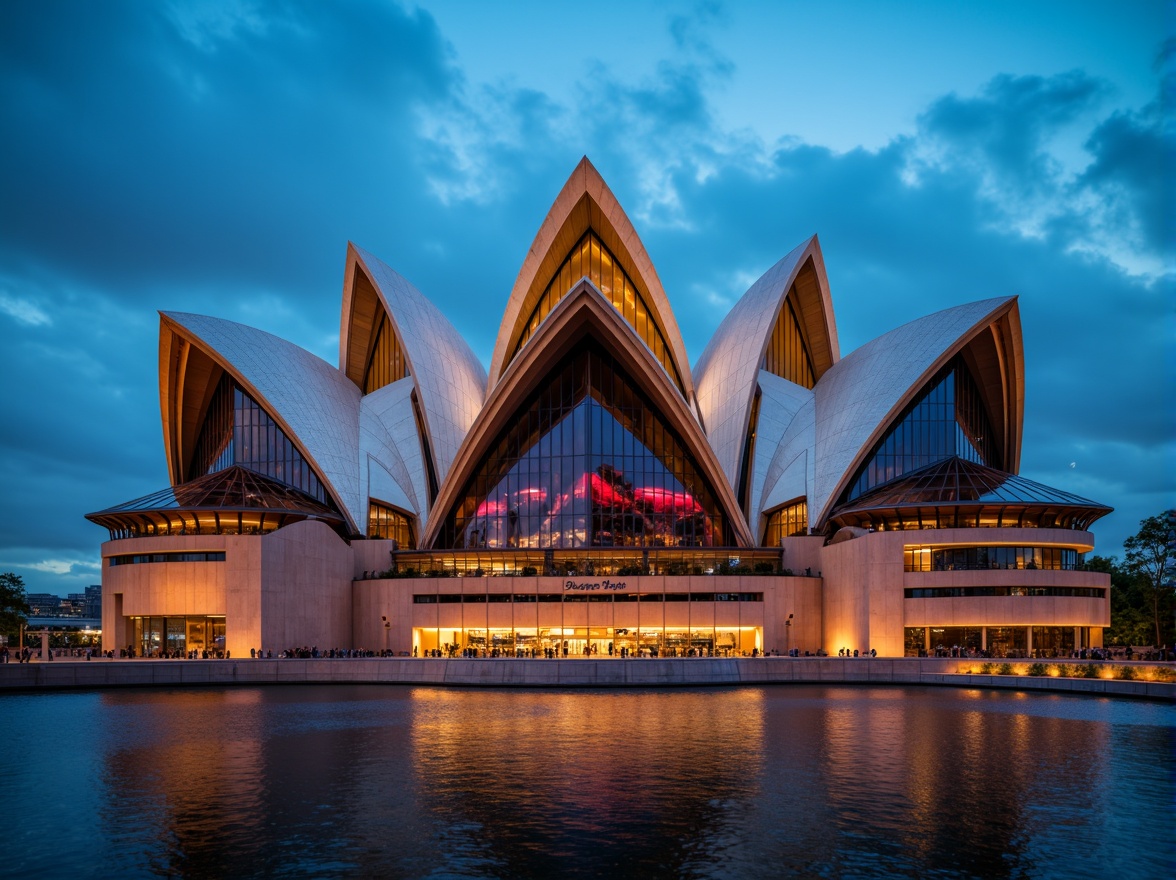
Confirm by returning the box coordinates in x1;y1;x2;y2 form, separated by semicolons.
1;0;1171;597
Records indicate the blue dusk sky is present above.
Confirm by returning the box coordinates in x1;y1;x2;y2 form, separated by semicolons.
0;1;1172;596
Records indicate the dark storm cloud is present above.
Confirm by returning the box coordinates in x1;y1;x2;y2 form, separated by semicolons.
0;3;1170;592
0;0;454;303
1077;100;1174;256
917;71;1106;189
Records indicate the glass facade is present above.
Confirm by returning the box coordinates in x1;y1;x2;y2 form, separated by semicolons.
762;296;815;388
985;626;1029;658
736;387;761;518
509;231;684;393
438;341;734;549
363;311;410;394
904;546;1081;572
413;625;761;658
904;625;1090;658
904;587;1105;599
762;500;808;545
1032;626;1077;658
130;615;226;658
188;373;330;504
843;355;1000;504
368;501;415;548
109;552;225;565
828;457;1112;533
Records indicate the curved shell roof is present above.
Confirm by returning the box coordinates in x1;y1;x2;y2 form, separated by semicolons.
693;236;838;493
487;157;694;400
341;244;487;491
359;376;430;532
810;296;1020;527
160;311;363;532
752;372;816;535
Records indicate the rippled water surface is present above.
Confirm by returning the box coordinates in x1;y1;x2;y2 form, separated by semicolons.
1;685;1172;878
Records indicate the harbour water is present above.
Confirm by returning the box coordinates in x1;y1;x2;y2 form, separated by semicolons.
1;685;1172;878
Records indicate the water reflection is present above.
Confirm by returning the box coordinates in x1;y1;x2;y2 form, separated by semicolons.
0;686;1171;878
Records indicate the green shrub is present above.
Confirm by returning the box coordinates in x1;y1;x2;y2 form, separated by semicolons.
1027;663;1047;677
978;662;994;674
520;566;538;577
1081;663;1099;678
1115;665;1135;681
998;663;1014;676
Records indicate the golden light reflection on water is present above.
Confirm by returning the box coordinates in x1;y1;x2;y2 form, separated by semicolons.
1;684;1166;878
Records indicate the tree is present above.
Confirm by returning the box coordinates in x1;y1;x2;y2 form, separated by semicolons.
1088;555;1153;646
1122;512;1175;649
0;572;31;638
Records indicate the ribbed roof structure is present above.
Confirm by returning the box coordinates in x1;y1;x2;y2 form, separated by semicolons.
827;457;1111;531
86;466;347;538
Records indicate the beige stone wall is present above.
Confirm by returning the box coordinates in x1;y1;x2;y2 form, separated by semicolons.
99;524;353;657
817;528;1110;656
255;521;354;655
100;525;1109;659
100;534;235;653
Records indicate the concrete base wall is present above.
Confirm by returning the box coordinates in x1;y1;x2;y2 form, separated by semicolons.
1;657;1171;701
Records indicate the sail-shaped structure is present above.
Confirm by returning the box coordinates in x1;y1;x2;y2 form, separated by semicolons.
87;158;1111;661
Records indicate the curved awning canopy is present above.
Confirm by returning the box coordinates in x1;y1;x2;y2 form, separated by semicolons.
826;457;1111;533
86;466;348;540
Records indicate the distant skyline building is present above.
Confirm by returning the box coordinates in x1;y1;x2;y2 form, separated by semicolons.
87;159;1112;659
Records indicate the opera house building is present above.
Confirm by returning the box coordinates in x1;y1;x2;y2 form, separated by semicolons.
87;158;1112;660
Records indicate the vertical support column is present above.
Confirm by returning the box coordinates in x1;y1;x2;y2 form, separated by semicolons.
981;627;987;653
1026;626;1034;658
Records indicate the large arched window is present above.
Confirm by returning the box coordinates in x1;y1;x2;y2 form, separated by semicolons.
188;373;332;505
762;295;815;388
509;231;684;393
841;354;1000;504
368;500;416;547
438;341;733;549
363;310;410;394
762;500;808;545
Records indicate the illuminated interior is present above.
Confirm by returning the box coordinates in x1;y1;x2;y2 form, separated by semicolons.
368;501;416;547
508;230;684;393
842;354;1000;505
438;340;734;549
130;615;226;657
905;625;1094;658
762;500;809;545
904;545;1081;571
362;309;410;394
412;625;761;658
762;293;815;388
188;372;332;505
